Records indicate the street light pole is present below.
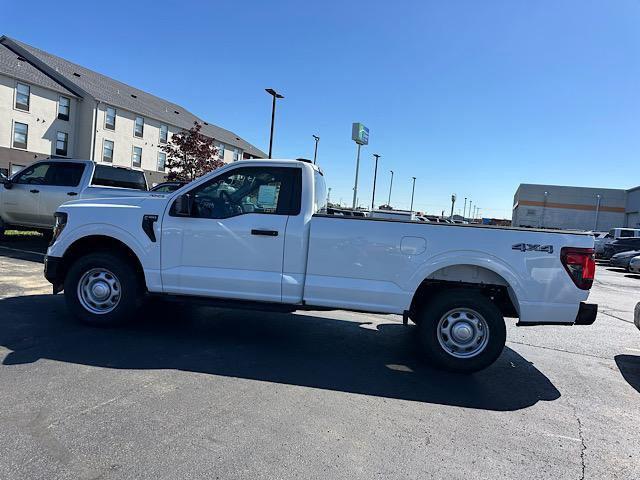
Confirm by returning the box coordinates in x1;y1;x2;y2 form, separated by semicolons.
410;177;417;215
388;170;394;206
463;197;467;219
371;154;380;211
594;194;601;231
450;194;456;219
468;200;473;221
312;135;320;164
265;88;284;159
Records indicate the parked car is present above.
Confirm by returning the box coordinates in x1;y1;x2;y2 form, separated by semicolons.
601;238;640;260
609;250;640;269
0;160;148;235
595;228;640;257
150;181;185;193
628;256;640;274
635;302;640;331
44;159;597;373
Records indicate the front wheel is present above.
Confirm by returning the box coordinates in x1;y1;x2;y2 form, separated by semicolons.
416;290;506;373
64;252;142;326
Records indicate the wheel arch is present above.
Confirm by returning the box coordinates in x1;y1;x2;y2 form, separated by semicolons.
58;235;146;292
409;262;521;322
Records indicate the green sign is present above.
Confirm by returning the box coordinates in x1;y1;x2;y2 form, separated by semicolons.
351;123;369;145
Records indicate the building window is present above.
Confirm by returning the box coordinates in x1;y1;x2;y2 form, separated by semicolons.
134;116;144;137
12;122;28;149
233;147;242;162
105;106;116;130
217;143;225;161
58;96;70;121
15;82;30;111
55;132;69;156
132;146;142;167
157;152;166;172
103;140;114;162
159;124;168;143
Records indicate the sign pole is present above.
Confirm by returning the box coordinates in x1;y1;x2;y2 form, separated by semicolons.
352;143;361;209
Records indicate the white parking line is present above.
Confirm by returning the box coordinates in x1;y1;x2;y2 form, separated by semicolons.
0;245;45;257
625;347;640;353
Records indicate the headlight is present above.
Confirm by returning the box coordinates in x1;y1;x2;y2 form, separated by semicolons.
51;212;68;245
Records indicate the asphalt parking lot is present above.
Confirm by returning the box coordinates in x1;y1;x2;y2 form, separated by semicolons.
0;237;639;480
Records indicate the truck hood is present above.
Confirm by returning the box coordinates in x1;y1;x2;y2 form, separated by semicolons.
60;194;169;211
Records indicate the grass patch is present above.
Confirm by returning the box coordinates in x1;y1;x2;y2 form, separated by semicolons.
4;230;43;238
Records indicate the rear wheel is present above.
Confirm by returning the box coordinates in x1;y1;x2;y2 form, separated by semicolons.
416;290;506;373
64;252;142;326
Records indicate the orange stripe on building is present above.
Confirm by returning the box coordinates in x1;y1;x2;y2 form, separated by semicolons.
518;200;625;213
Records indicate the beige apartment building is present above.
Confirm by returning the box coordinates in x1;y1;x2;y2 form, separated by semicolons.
0;36;265;184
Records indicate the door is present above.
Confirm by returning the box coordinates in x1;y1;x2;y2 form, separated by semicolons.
1;162;50;227
36;162;86;226
161;166;302;303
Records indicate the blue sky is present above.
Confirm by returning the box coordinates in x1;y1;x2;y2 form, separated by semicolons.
4;0;639;217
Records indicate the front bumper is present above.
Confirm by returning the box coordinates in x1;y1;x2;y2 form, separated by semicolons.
44;255;64;293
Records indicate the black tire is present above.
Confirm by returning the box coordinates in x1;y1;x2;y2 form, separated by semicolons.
64;252;142;327
416;290;506;373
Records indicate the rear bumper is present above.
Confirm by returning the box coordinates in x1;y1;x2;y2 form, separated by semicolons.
574;302;597;325
44;255;64;293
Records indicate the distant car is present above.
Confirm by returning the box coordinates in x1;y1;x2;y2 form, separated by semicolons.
602;238;640;260
629;256;640;274
150;181;185;193
596;228;640;257
609;250;640;269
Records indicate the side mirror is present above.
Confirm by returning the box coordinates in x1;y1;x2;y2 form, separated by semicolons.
173;194;192;216
2;179;12;189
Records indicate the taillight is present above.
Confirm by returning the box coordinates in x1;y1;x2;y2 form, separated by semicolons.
560;247;595;290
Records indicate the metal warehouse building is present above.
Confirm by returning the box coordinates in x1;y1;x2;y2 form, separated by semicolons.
512;183;640;231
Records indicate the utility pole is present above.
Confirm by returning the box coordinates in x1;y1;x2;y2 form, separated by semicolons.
312;135;320;164
410;177;416;215
450;194;456;219
265;88;284;158
371;154;380;211
388;170;394;206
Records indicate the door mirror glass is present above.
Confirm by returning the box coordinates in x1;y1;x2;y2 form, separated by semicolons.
173;194;193;216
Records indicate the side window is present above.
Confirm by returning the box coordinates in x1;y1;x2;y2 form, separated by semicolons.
45;163;85;187
177;167;301;219
14;163;51;185
314;171;327;213
619;230;634;238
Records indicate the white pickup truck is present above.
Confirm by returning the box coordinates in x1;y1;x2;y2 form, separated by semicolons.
44;159;597;372
0;159;148;236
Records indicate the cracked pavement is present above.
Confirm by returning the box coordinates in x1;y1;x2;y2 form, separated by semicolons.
0;243;639;479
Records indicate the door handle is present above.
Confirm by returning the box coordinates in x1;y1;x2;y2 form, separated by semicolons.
67;192;78;196
251;229;279;237
30;189;39;194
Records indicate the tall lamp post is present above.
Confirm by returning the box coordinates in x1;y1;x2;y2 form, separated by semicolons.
388;170;394;206
410;177;417;215
594;194;601;231
468;200;473;221
265;88;284;158
463;197;467;219
450;194;457;219
312;135;320;164
371;154;381;210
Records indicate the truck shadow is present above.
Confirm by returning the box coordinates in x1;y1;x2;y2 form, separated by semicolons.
615;355;640;394
0;294;560;412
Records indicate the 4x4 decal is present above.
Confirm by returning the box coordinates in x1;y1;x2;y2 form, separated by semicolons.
512;243;554;254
